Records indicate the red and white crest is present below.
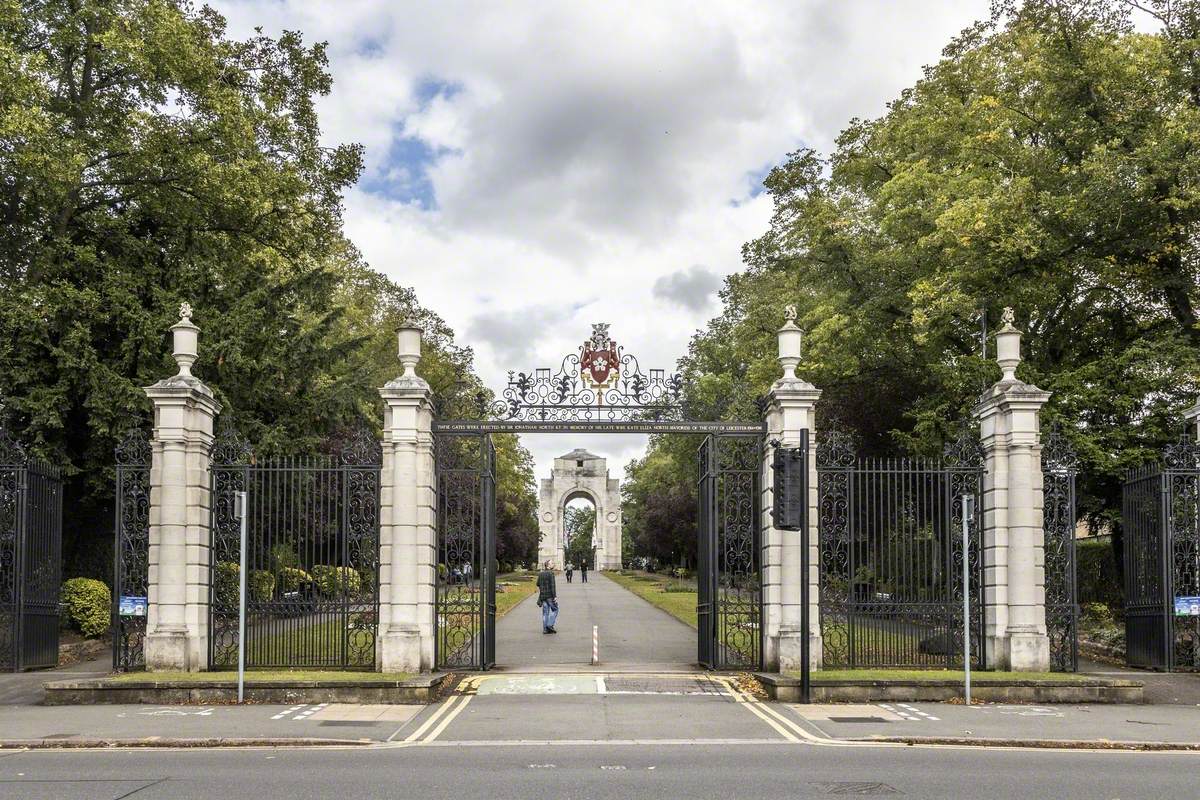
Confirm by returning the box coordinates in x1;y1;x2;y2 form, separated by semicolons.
580;323;620;389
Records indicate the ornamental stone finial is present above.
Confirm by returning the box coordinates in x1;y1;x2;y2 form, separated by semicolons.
777;307;803;381
170;300;200;378
396;325;423;378
995;306;1022;382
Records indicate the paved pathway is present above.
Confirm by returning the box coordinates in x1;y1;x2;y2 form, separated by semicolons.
0;655;109;705
1079;656;1200;705
495;572;696;670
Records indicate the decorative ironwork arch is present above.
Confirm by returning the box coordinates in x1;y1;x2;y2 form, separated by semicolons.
483;323;685;423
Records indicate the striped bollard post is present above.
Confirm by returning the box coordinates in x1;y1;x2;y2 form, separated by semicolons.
592;625;599;665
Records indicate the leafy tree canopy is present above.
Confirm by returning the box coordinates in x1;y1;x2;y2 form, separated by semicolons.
0;0;537;577
648;0;1200;535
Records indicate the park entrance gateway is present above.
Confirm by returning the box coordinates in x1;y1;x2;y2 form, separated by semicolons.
432;324;765;670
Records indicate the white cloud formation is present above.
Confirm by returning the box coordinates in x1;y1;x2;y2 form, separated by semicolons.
212;0;990;479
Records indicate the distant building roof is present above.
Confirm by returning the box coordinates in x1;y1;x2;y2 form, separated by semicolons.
559;448;602;461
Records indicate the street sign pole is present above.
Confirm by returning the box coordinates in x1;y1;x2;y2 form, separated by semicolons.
962;493;974;707
237;491;248;704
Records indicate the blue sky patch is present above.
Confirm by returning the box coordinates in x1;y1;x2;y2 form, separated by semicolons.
362;77;464;210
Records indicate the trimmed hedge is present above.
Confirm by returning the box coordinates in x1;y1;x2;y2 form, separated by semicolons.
278;566;313;593
214;562;278;608
61;577;111;638
1077;538;1122;609
312;565;362;597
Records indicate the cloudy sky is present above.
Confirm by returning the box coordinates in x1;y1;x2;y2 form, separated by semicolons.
215;0;990;481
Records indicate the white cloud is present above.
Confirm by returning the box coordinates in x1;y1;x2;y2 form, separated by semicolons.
212;0;991;480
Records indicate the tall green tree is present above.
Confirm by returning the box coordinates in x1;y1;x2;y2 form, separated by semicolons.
640;0;1200;540
0;0;540;578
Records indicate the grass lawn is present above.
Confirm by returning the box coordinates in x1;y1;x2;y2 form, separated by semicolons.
793;669;1091;683
606;570;698;629
496;573;539;617
109;670;413;683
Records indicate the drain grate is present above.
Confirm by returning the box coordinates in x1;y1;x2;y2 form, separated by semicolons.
813;782;900;796
42;733;79;739
828;717;889;724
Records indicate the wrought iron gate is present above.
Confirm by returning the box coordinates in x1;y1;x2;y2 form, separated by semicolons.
0;424;63;671
1042;427;1079;672
208;424;381;670
1122;436;1200;671
817;431;984;669
113;429;151;671
433;432;496;670
697;433;763;670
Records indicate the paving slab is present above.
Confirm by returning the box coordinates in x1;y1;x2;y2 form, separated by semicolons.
495;572;696;669
0;703;422;744
781;701;1200;746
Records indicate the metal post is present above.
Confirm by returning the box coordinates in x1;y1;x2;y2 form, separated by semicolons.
962;493;973;706
237;491;248;703
799;429;811;704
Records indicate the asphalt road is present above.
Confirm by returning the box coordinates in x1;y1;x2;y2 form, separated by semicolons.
495;572;696;670
2;741;1198;800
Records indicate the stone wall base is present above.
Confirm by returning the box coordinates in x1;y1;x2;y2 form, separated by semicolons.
1005;631;1051;672
43;675;448;705
144;631;198;672
756;673;1143;704
776;628;822;672
379;629;427;673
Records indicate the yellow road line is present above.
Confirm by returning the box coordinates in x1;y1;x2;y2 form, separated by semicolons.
711;676;799;743
424;694;473;743
404;695;463;743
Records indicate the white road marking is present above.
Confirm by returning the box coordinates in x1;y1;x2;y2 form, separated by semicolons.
272;705;305;720
293;703;327;721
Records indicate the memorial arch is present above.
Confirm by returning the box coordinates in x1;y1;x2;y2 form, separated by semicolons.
537;449;622;571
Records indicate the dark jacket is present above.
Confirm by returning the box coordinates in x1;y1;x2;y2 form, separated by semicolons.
536;569;557;604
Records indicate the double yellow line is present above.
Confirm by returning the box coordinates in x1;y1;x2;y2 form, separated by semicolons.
712;676;835;745
401;675;484;744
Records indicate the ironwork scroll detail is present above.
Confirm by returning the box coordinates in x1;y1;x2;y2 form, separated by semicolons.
1042;425;1079;672
114;428;151;671
818;434;984;670
207;423;381;670
481;324;684;423
434;433;496;670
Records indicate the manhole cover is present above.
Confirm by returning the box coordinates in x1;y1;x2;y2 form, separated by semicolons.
813;782;900;795
828;717;889;724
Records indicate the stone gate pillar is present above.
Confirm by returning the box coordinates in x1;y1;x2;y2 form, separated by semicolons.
143;303;220;671
378;326;436;672
762;307;821;672
974;308;1052;671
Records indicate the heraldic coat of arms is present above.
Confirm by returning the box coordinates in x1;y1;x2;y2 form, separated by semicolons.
580;324;620;390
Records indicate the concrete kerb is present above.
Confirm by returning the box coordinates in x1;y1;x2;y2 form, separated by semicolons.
755;672;1144;704
42;673;449;705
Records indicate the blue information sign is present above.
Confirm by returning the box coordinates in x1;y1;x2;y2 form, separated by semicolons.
119;595;148;617
1175;596;1200;617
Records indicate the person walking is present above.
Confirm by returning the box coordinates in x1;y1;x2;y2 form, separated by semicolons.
580;559;588;583
565;562;574;583
536;560;558;634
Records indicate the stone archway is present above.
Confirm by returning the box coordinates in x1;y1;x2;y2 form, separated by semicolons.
537;448;622;570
